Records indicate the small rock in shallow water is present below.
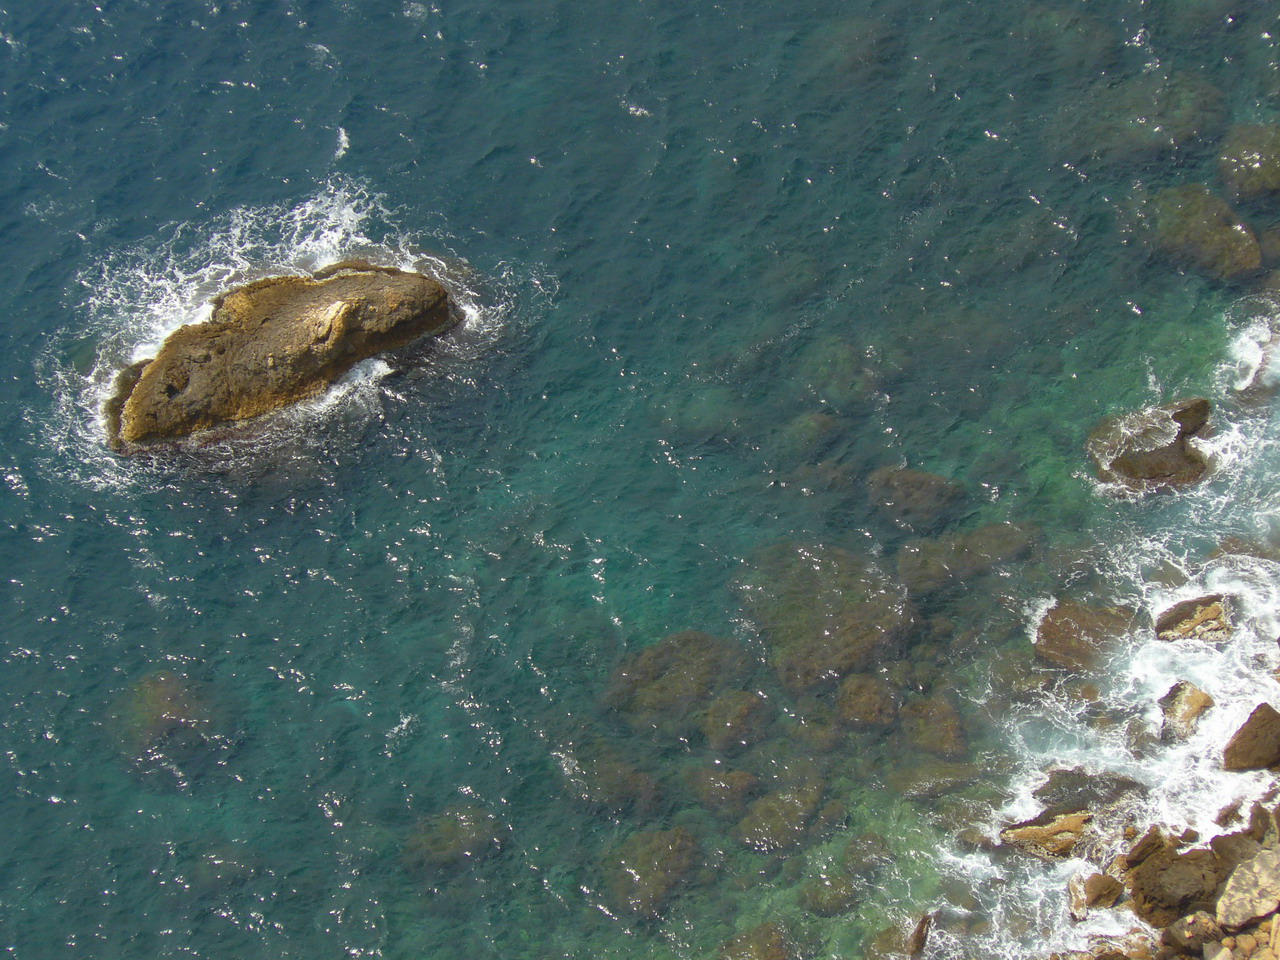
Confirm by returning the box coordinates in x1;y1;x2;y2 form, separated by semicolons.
1000;810;1094;859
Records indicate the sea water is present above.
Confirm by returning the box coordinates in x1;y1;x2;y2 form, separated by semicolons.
4;1;1280;958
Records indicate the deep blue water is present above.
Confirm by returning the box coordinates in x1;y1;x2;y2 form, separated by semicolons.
4;1;1280;958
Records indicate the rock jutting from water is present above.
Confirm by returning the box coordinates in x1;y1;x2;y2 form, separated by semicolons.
104;260;457;453
1086;397;1212;492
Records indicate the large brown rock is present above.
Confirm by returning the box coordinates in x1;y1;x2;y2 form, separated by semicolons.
1124;829;1226;927
1086;397;1212;492
1223;704;1280;771
106;261;456;451
1216;848;1280;929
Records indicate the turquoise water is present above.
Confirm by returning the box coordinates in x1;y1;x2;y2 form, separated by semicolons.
4;2;1280;958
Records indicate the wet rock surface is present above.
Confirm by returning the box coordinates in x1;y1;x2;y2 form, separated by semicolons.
1224;704;1280;772
1000;810;1094;859
106;261;456;451
1160;680;1215;742
1156;595;1233;643
1086;397;1212;492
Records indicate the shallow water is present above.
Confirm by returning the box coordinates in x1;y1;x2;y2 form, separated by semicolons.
5;1;1280;958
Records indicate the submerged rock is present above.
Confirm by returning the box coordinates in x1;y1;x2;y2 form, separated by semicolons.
835;672;899;728
1156;595;1233;642
896;522;1037;596
1086;397;1212;492
1147;185;1261;281
899;694;968;759
404;805;504;873
735;778;825;852
603;826;700;918
1220;125;1280;200
866;465;965;532
744;543;917;694
1034;599;1138;672
688;766;760;819
607;630;748;738
700;690;773;754
105;261;456;452
719;921;797;960
798;872;859;917
109;669;235;787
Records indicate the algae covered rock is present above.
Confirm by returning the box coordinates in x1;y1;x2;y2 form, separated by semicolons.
1087;397;1212;492
798;872;859;916
607;630;748;738
603;826;700;918
700;690;773;754
899;694;968;759
1063;73;1225;165
734;778;825;852
109;668;236;787
744;543;917;694
687;766;760;819
1034;598;1138;672
866;465;965;532
106;261;456;452
835;672;899;728
404;805;504;873
720;921;798;960
1147;185;1260;281
1220;125;1280;200
897;523;1037;596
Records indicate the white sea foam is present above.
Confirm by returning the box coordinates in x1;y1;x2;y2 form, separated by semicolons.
925;301;1280;960
35;176;544;490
